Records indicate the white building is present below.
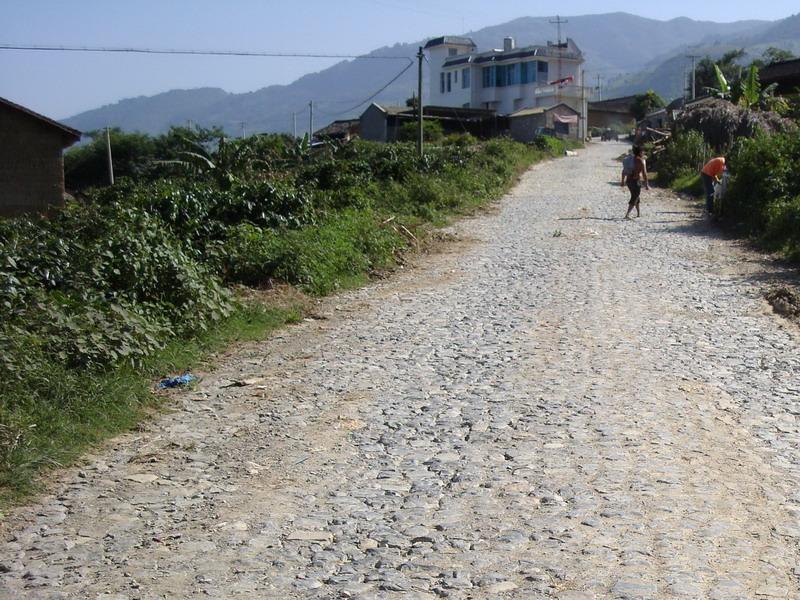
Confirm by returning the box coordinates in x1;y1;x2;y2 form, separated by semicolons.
424;35;588;139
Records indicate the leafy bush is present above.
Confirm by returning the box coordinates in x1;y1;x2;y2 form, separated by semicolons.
65;129;157;191
725;131;800;234
397;120;444;143
530;135;566;154
273;209;402;295
651;130;709;185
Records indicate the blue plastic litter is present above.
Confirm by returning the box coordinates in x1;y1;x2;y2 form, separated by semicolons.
158;374;197;389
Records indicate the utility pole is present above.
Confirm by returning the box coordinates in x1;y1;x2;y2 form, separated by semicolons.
292;112;297;138
580;69;586;140
239;121;246;138
308;101;313;141
105;127;114;186
596;74;602;101
417;45;424;159
550;15;568;103
687;54;700;100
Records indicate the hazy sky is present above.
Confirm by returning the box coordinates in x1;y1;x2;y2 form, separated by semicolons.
1;0;798;119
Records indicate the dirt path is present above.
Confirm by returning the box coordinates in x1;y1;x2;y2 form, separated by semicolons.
2;142;799;599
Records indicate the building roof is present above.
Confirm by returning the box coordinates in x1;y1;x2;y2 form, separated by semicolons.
0;96;81;145
510;103;579;118
424;36;477;50
760;58;800;88
314;119;360;138
587;95;637;114
366;103;410;116
365;104;498;122
442;38;582;68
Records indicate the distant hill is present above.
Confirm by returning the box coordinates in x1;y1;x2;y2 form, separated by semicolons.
604;13;800;100
65;12;788;136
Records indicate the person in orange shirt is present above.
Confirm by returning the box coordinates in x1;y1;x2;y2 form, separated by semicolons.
701;156;726;213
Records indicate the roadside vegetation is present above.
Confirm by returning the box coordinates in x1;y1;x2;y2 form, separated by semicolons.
646;47;800;260
1;128;576;503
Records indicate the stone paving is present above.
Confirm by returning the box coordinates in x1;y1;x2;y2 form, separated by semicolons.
2;142;799;599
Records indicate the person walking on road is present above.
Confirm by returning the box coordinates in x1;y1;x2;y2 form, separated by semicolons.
623;145;649;219
701;156;726;214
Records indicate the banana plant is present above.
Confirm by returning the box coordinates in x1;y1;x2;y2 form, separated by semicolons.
712;64;731;99
738;65;761;109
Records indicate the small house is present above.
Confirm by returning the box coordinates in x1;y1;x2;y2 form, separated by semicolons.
0;97;81;217
314;119;361;143
587;95;637;131
509;103;580;142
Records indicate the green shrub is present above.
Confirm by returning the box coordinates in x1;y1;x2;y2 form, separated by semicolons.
725;131;800;231
671;172;704;196
762;195;800;259
530;135;565;155
274;209;402;295
652;130;709;185
397;120;444;143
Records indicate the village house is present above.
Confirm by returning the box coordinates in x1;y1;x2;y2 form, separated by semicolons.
359;103;505;142
313;119;361;143
0;97;81;217
424;34;587;140
759;58;800;96
587;95;637;131
508;103;581;142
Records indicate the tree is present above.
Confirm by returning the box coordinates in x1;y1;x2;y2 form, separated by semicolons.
757;47;796;67
631;90;666;120
64;129;157;191
397;120;443;142
695;49;746;96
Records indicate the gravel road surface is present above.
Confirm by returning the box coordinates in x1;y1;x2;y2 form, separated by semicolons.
2;142;799;599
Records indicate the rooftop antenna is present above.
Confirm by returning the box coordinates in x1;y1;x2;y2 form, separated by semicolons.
550;15;568;102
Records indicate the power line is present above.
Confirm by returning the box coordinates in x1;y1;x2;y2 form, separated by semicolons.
330;61;415;116
0;43;412;61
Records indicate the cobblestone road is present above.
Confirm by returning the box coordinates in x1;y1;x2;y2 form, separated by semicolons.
2;142;800;599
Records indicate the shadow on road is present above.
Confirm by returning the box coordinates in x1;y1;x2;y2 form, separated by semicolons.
664;207;800;289
558;216;620;222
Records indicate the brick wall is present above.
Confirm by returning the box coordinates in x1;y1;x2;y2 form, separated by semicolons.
0;103;68;217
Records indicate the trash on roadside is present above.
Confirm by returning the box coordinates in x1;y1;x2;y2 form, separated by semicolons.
221;377;266;388
158;374;197;389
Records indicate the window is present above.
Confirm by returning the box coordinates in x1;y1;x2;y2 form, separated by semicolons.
446;71;451;93
521;62;534;84
462;68;470;89
495;64;507;87
507;63;520;85
482;66;495;88
448;48;457;56
538;61;549;81
440;72;445;94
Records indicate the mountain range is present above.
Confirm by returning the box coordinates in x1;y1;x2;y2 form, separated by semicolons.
64;12;799;137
